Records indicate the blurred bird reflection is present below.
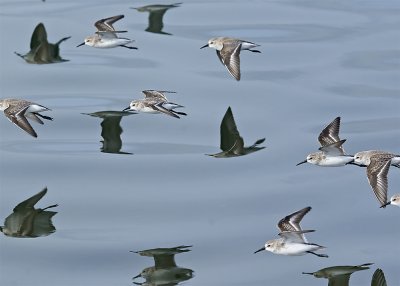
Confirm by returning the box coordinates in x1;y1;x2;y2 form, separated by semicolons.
371;269;387;286
133;3;181;35
0;187;58;238
131;245;194;286
302;263;373;286
84;111;134;154
207;106;265;158
15;23;70;64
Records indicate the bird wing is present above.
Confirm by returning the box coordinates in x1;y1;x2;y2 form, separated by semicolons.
367;158;391;207
219;43;241;81
279;230;314;243
142;90;173;100
318;117;341;147
95;15;126;32
319;139;346;156
277;206;311;232
4;105;37;137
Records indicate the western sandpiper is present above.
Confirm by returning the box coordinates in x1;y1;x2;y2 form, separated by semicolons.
381;193;400;207
77;15;137;49
200;37;260;81
207;106;265;157
132;3;181;35
123;90;186;119
131;245;193;284
254;207;328;258
15;23;70;64
352;151;399;207
353;150;400;168
302;263;373;286
0;187;58;238
0;98;53;137
297;117;354;167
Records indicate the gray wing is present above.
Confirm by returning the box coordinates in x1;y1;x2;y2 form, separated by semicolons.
95;15;126;32
318;117;341;147
13;188;48;212
319;139;346;156
277;206;311;232
278;230;314;243
142;90;175;100
220;107;243;151
4;105;37;137
367;158;391;207
219;43;241;81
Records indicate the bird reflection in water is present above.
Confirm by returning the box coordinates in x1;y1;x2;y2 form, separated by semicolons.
131;245;194;286
132;3;181;35
302;263;373;286
371;268;387;286
0;187;58;238
84;111;134;154
207;106;265;158
15;23;70;64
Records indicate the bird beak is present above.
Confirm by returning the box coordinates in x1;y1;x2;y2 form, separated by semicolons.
296;159;307;166
76;42;85;47
123;107;131;111
302;272;314;275
380;201;391;208
132;273;141;279
254;247;265;254
200;44;208;49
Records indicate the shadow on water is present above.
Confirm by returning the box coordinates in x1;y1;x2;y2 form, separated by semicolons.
132;3;182;35
302;264;388;286
207;106;265;158
83;111;135;155
131;245;194;286
0;187;58;238
15;23;70;64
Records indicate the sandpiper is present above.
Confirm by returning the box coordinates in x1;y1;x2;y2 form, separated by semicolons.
254;207;328;258
200;37;260;81
0;98;53;137
77;15;137;49
297;117;354;167
123;90;186;119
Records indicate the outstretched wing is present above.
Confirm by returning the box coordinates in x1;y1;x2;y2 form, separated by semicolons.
95;15;127;33
219;42;241;81
318;117;341;147
4;105;37;137
367;158;391;207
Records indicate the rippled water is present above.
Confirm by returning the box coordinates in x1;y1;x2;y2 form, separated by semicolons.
0;0;399;286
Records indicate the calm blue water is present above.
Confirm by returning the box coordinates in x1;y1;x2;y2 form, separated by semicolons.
0;0;399;285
